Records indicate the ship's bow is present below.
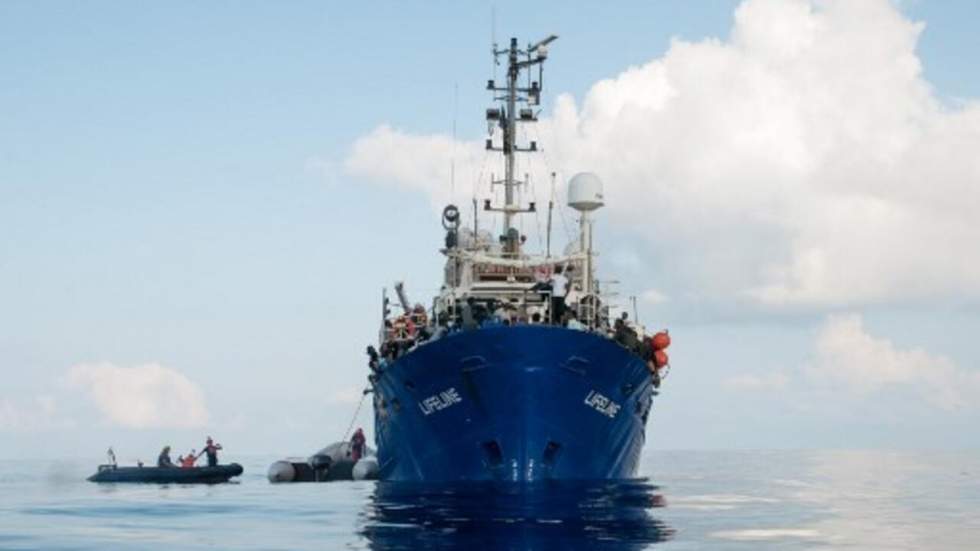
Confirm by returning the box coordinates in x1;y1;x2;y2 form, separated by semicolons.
374;325;655;482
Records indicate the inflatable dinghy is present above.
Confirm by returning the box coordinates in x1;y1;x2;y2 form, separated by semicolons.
268;441;378;482
88;463;244;484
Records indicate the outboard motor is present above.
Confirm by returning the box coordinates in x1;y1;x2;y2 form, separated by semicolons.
310;454;333;482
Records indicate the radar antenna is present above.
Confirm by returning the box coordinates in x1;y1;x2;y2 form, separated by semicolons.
484;34;558;256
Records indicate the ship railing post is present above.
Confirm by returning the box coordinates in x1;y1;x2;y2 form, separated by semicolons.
380;287;388;346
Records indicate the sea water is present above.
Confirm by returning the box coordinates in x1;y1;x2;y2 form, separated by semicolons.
1;450;978;550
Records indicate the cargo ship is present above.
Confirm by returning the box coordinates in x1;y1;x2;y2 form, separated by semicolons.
368;35;671;482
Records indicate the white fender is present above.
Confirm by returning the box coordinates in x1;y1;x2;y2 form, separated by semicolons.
266;460;296;483
352;456;379;480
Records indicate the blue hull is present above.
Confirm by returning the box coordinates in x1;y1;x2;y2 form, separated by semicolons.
373;325;655;482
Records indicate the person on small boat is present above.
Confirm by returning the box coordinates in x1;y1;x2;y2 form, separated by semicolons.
202;437;223;467
350;428;366;462
180;449;198;468
157;446;176;468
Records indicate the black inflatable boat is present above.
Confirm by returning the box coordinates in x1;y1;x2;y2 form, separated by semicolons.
87;463;244;484
267;441;379;483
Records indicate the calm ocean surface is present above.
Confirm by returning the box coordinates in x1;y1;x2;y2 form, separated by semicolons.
1;450;978;550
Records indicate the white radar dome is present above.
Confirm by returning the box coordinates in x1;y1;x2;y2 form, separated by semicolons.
567;172;604;212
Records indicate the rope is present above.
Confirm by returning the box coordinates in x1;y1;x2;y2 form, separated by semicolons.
472;147;491;233
532;172;544;252
529;124;574;245
341;389;369;443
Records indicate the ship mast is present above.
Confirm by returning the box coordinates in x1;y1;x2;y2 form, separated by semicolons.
485;35;557;256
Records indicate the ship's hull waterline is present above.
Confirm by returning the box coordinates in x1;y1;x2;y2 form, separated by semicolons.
374;325;655;482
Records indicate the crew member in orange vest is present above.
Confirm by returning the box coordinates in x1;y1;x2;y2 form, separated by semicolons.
180;449;198;468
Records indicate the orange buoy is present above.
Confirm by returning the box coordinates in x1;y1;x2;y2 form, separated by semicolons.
653;349;669;368
652;331;671;350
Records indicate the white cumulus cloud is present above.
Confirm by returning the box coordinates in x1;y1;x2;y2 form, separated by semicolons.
68;363;209;429
810;314;980;410
344;0;980;311
347;124;485;209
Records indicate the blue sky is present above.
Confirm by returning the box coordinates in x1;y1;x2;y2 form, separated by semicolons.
2;0;979;460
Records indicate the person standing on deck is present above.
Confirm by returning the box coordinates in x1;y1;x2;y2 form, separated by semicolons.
549;267;570;324
201;437;223;467
350;428;366;462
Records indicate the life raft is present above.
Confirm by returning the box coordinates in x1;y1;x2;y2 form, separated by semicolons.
87;463;243;484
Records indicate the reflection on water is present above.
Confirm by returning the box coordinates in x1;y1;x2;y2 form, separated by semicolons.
3;452;980;550
360;479;673;550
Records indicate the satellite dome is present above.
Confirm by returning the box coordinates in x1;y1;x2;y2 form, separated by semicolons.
567;172;604;212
